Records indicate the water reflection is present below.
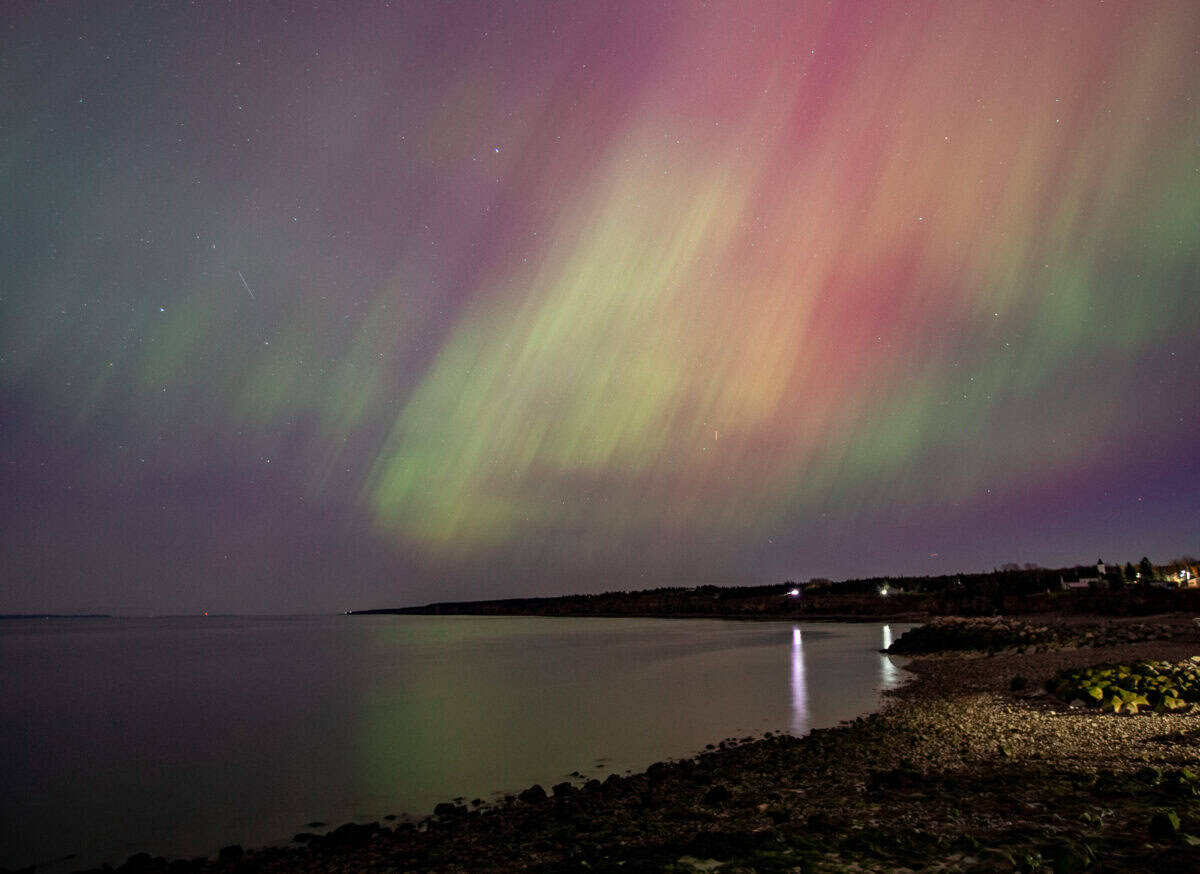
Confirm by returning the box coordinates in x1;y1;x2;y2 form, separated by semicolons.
0;617;916;870
790;626;808;736
880;624;900;688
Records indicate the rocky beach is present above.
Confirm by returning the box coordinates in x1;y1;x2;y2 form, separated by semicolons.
52;614;1200;874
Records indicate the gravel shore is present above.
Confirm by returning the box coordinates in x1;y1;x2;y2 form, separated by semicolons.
66;615;1200;873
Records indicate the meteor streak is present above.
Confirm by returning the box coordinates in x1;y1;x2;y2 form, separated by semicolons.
237;270;255;300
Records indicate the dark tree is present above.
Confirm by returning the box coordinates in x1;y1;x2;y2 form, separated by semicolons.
1138;556;1155;581
1124;562;1137;582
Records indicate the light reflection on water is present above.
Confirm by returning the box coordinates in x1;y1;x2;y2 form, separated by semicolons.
790;626;807;736
1;616;915;871
788;622;907;738
880;624;901;688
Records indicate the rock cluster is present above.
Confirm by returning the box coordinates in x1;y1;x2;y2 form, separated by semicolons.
886;615;1184;655
1048;657;1200;713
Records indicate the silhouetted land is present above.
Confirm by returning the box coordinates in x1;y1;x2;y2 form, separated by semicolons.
0;613;113;619
353;568;1200;620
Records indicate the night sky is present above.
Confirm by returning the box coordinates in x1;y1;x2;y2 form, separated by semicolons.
3;1;1198;614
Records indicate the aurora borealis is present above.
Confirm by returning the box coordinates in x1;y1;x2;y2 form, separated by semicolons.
2;1;1198;613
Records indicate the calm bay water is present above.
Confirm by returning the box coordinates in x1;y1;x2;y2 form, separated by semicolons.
0;615;912;869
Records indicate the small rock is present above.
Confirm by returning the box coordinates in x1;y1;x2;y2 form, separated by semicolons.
702;784;731;804
1150;810;1181;842
518;784;548;804
1047;839;1093;872
646;761;671;783
1135;766;1162;784
807;811;839;832
321;822;380;847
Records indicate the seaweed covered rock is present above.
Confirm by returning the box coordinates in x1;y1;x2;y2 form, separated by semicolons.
1150;810;1181;842
1047;658;1200;713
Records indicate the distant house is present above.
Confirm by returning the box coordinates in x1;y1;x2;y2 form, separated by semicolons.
1061;561;1106;590
1154;565;1200;589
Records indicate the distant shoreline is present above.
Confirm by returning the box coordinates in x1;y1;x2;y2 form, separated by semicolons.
350;578;1200;621
350;607;930;623
0;613;113;620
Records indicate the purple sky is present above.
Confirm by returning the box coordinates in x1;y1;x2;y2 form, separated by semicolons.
2;1;1198;613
